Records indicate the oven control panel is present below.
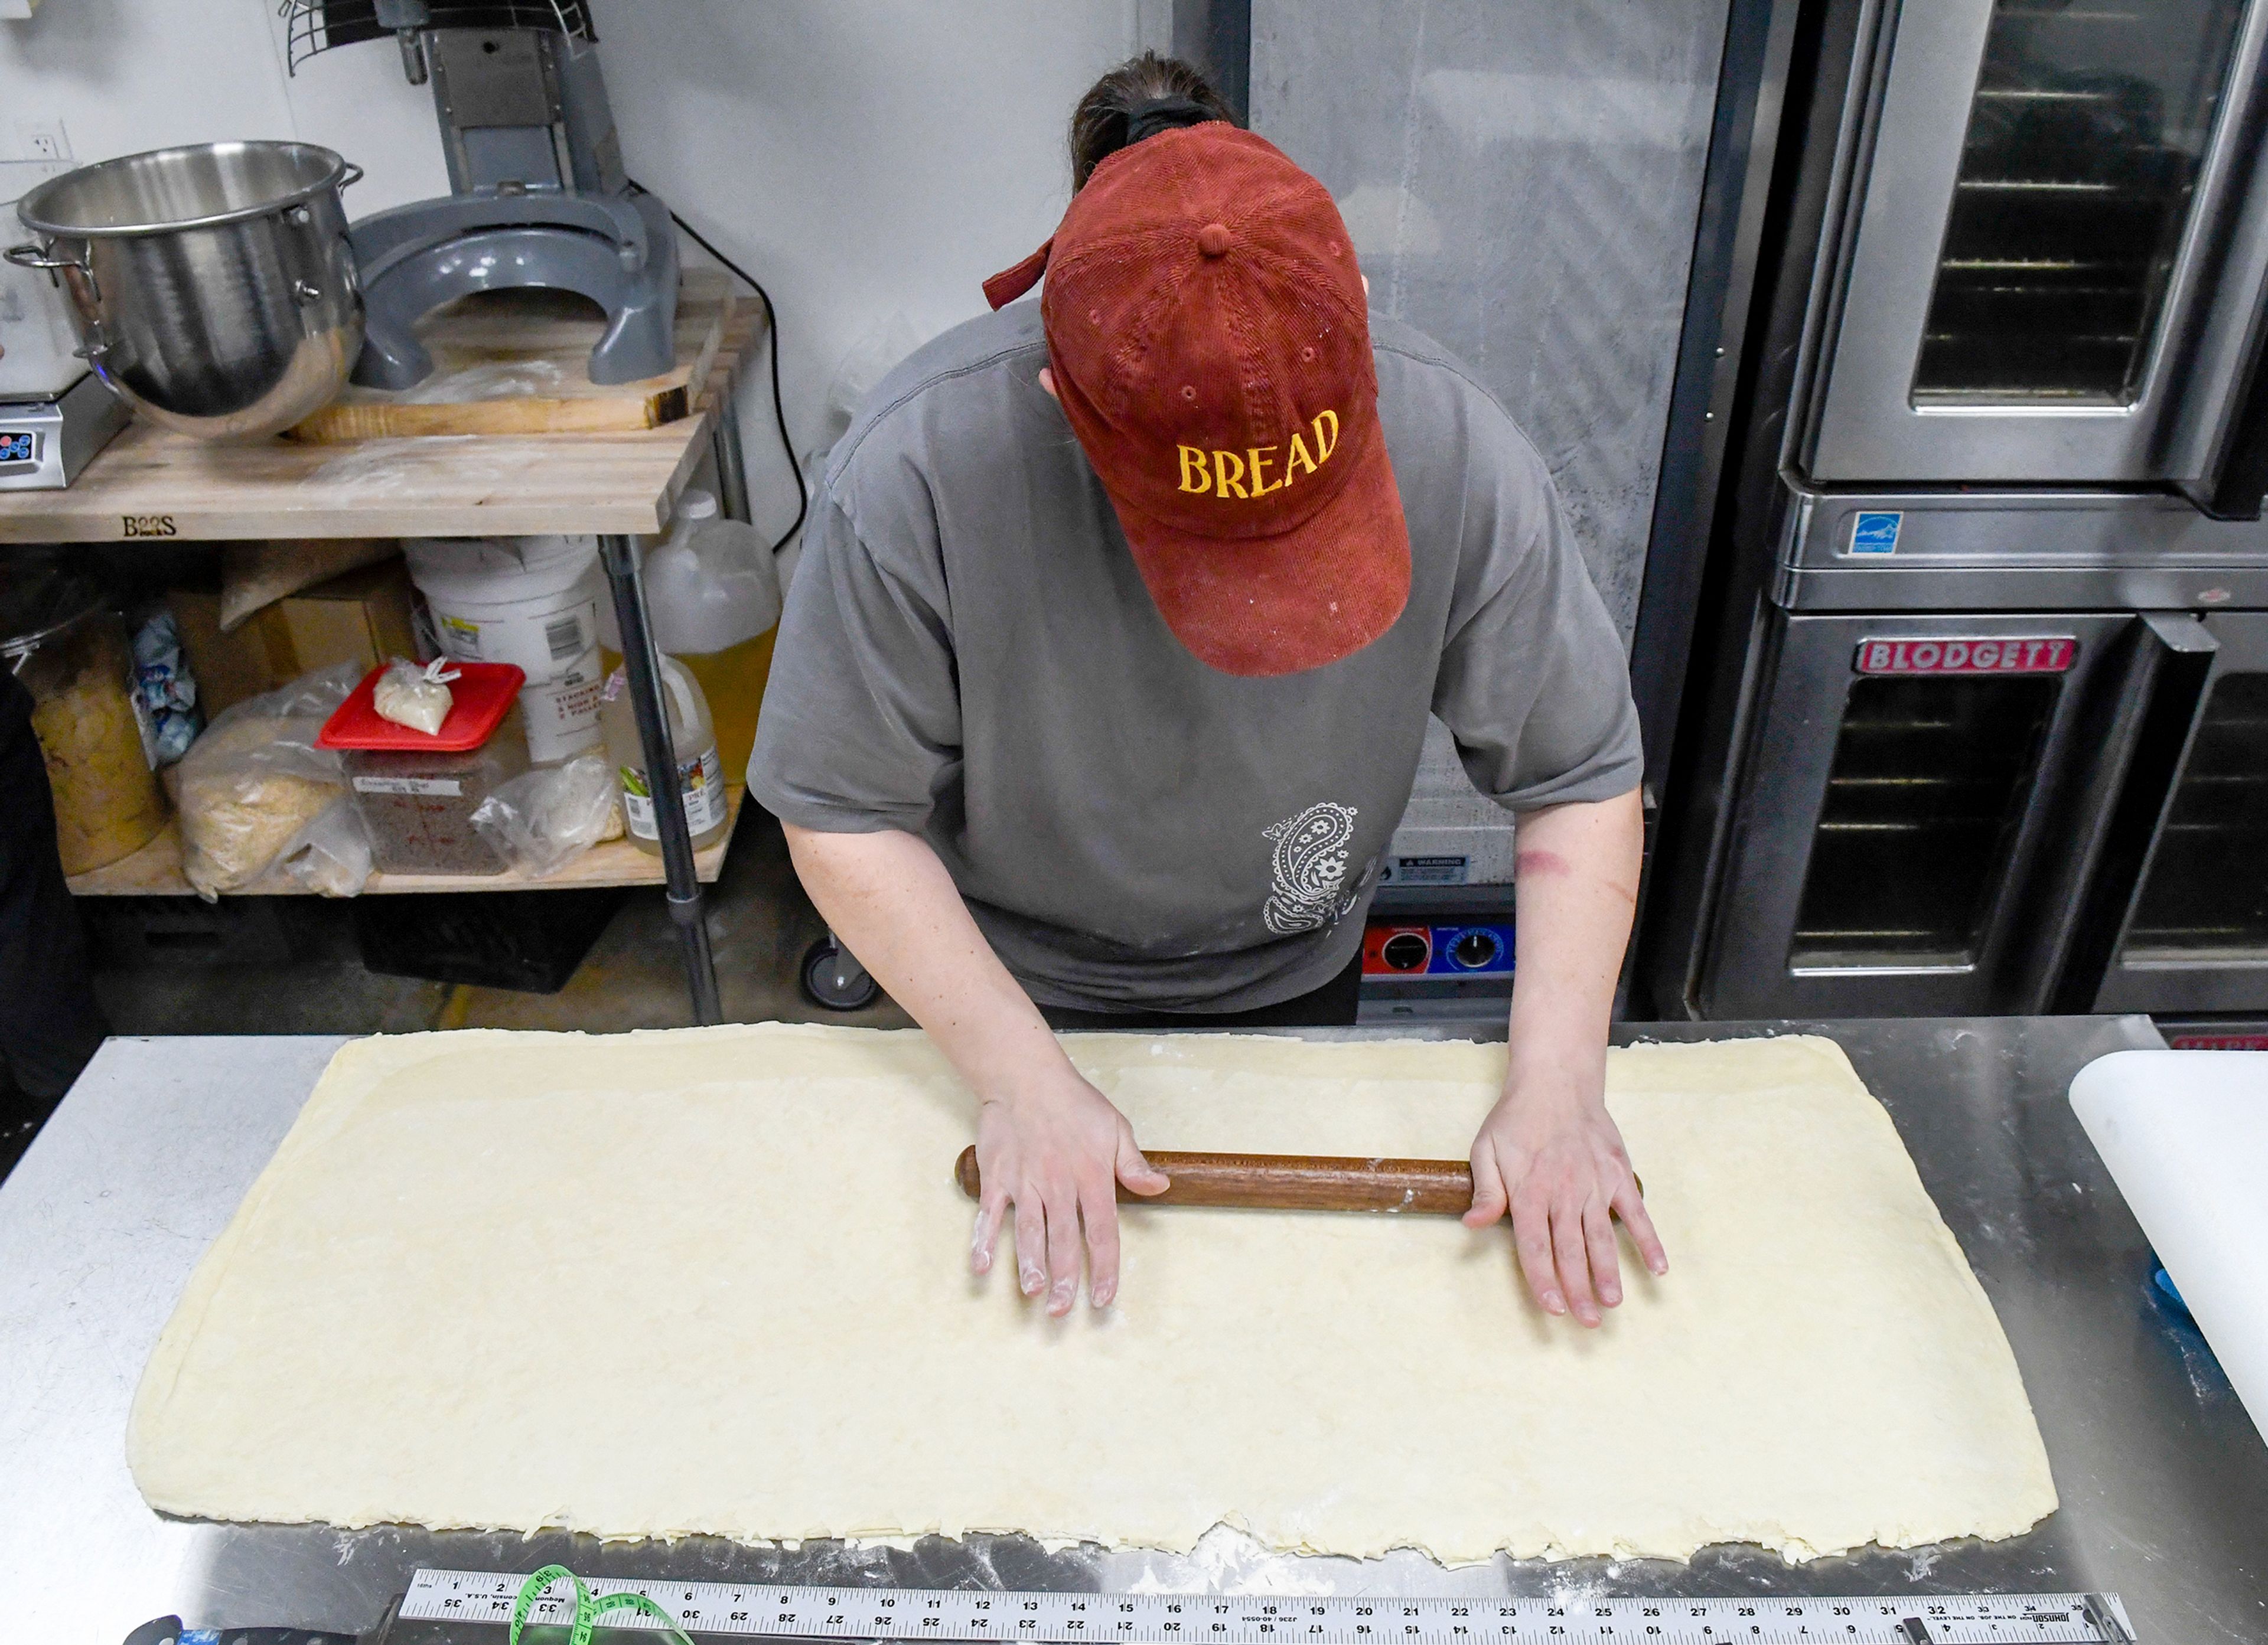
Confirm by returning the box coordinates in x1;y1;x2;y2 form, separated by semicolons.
1361;921;1516;977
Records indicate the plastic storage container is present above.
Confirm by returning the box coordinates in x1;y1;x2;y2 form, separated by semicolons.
599;489;779;783
2;563;168;874
599;654;730;856
319;661;530;876
403;535;607;765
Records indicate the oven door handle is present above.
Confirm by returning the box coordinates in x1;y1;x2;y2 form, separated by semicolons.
2169;2;2268;515
2194;282;2268;519
2047;613;2221;1011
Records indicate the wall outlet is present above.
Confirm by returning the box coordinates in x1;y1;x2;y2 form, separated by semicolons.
12;121;69;164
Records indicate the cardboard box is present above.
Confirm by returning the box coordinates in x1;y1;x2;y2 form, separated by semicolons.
170;558;421;717
167;587;271;720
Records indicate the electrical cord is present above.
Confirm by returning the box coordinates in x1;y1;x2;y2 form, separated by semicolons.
627;178;810;555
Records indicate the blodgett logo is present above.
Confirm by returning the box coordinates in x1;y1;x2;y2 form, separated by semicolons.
1177;410;1340;499
1854;636;2077;675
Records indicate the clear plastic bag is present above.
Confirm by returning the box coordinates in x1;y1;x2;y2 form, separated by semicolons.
169;661;360;898
371;656;458;736
468;753;622;877
131;609;203;766
272;794;373;897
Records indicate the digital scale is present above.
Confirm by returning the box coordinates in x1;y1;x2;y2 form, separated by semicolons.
131;1571;2142;1645
0;368;131;489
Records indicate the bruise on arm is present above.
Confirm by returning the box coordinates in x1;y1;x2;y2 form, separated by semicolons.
1515;846;1638;908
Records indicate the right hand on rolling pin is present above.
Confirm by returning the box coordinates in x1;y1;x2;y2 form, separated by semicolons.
969;1067;1169;1314
1465;1078;1667;1327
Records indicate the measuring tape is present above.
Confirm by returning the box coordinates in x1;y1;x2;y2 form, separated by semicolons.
400;1571;2136;1645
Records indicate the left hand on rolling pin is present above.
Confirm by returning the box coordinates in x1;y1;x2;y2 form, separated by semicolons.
968;1065;1169;1316
1464;1080;1667;1326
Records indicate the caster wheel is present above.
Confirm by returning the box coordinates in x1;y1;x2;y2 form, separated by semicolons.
800;937;879;1011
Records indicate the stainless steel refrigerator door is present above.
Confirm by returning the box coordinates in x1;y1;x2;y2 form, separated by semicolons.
2091;610;2268;1012
1803;0;2268;483
1250;0;1729;639
1700;610;2143;1019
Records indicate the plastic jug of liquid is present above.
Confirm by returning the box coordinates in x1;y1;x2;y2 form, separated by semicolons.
599;653;732;856
602;489;780;786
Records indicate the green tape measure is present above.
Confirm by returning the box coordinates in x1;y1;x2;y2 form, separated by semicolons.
509;1565;695;1645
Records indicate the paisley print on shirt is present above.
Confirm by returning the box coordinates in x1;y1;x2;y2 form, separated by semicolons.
1262;802;1360;935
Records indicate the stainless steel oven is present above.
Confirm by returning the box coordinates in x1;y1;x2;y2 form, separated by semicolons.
1643;0;2268;1023
1800;0;2268;494
1697;604;2234;1017
2078;608;2268;1011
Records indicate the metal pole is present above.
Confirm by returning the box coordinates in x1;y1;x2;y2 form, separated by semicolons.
598;531;724;1024
713;394;754;525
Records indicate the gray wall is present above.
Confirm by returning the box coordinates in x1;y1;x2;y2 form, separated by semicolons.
1252;0;1729;641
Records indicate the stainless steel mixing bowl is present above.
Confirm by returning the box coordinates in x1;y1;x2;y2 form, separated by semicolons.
6;142;364;441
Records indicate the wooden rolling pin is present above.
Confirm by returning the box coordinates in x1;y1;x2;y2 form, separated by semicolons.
953;1144;1473;1215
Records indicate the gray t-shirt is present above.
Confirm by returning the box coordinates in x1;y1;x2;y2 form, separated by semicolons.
747;301;1640;1013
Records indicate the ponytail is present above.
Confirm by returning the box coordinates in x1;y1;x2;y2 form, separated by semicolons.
1069;52;1238;191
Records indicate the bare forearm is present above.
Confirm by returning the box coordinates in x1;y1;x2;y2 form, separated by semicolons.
781;824;1071;1098
783;822;1162;1312
1465;786;1658;1326
1506;788;1643;1095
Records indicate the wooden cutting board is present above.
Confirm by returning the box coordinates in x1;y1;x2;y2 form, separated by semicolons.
287;269;737;442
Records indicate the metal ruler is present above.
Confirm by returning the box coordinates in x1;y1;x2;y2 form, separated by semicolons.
399;1571;2137;1645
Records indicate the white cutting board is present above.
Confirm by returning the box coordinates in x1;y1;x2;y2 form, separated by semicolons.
2070;1049;2267;1441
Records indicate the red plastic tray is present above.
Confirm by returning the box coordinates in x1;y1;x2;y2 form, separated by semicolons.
317;661;526;752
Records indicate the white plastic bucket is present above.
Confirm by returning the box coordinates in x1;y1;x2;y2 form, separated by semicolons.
404;536;606;684
519;646;607;765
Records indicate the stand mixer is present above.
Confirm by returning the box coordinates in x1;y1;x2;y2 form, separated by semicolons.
282;0;679;390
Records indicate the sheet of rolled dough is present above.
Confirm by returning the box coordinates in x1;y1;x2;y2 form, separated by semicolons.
128;1026;2055;1562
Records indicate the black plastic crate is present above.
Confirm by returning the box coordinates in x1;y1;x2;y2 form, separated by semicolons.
82;896;298;969
352;889;626;993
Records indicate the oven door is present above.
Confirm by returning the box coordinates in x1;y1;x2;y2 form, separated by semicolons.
1699;610;2166;1019
2073;610;2268;1013
1804;0;2268;485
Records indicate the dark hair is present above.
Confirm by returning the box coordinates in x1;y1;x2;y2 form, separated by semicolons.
1069;51;1238;191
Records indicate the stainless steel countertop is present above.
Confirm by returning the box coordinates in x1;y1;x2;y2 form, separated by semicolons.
5;1019;2263;1644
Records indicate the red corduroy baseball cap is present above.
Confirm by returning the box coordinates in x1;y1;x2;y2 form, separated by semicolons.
983;123;1410;678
